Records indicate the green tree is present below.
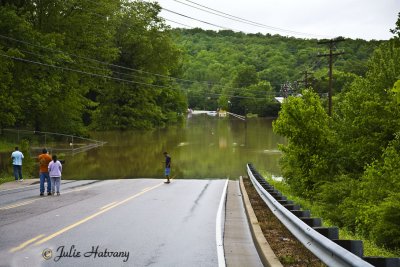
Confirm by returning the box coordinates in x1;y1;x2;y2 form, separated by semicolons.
93;0;185;129
273;89;335;198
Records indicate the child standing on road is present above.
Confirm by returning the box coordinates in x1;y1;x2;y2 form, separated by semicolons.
163;152;171;184
48;155;62;196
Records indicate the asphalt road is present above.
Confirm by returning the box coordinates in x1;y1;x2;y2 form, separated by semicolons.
0;179;228;267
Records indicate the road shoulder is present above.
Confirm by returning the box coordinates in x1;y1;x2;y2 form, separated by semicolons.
239;176;283;267
224;180;264;267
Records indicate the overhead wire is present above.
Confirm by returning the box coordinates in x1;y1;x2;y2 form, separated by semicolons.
1;45;158;83
172;0;333;39
161;8;232;31
0;53;171;89
0;0;334;100
0;33;287;96
0;51;273;100
170;0;263;29
164;18;193;28
156;0;335;39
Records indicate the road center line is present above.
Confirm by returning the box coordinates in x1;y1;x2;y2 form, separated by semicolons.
32;182;163;246
9;234;44;253
0;181;110;211
99;201;117;210
0;200;36;210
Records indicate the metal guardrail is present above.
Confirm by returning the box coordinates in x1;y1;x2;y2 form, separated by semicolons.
2;129;105;145
246;164;375;267
226;112;246;121
1;129;106;156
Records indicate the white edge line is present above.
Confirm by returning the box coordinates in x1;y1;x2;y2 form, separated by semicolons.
216;178;229;267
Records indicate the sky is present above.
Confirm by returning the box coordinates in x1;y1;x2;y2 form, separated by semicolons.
150;0;400;40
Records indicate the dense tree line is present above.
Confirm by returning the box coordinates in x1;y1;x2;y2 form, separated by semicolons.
273;14;400;250
0;0;186;134
0;0;384;133
172;28;381;116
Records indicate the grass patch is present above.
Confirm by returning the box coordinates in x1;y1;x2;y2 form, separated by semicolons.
260;171;400;257
0;139;16;153
0;174;14;185
279;255;297;265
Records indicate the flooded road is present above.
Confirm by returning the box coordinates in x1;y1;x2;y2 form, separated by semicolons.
1;115;285;180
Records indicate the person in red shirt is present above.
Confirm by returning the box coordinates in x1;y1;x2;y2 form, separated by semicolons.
38;148;52;196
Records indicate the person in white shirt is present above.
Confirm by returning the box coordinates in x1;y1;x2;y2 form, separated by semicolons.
11;147;24;181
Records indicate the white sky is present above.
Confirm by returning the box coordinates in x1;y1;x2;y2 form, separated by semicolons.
152;0;400;40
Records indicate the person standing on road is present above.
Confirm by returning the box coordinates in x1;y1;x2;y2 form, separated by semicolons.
163;152;171;184
38;148;52;196
48;155;62;196
11;147;24;182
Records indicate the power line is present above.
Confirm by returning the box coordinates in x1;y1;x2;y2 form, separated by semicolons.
2;45;157;82
0;53;171;89
0;34;285;95
161;8;232;30
0;0;333;94
171;0;264;28
172;0;334;39
164;18;193;28
1;52;276;100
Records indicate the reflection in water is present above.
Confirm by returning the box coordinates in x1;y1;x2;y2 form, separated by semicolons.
4;116;284;180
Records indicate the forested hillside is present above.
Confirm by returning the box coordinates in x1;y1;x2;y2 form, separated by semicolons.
0;0;385;133
172;28;381;116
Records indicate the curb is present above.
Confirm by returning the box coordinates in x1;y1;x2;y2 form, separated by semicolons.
239;176;283;267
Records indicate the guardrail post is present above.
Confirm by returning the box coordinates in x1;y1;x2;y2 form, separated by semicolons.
277;200;293;205
291;210;311;218
333;240;364;258
313;227;339;240
283;204;301;211
364;257;400;267
300;217;322;227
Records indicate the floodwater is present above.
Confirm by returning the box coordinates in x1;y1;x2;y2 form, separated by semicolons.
1;114;285;180
63;114;285;180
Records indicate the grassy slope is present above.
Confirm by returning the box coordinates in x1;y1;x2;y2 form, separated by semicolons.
260;171;400;257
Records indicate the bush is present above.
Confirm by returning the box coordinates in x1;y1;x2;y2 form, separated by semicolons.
371;193;400;248
316;175;357;228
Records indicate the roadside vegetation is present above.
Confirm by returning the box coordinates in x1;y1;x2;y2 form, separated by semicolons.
0;139;15;185
243;176;325;267
262;172;400;257
272;13;400;253
0;139;36;185
0;139;14;152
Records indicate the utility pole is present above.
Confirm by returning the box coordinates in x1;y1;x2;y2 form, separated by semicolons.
280;82;292;98
317;38;345;116
298;70;313;89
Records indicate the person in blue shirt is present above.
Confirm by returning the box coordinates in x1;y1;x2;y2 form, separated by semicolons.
163;152;171;184
11;147;24;181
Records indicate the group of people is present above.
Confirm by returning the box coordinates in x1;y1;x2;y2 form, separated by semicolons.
11;148;171;193
11;147;63;196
